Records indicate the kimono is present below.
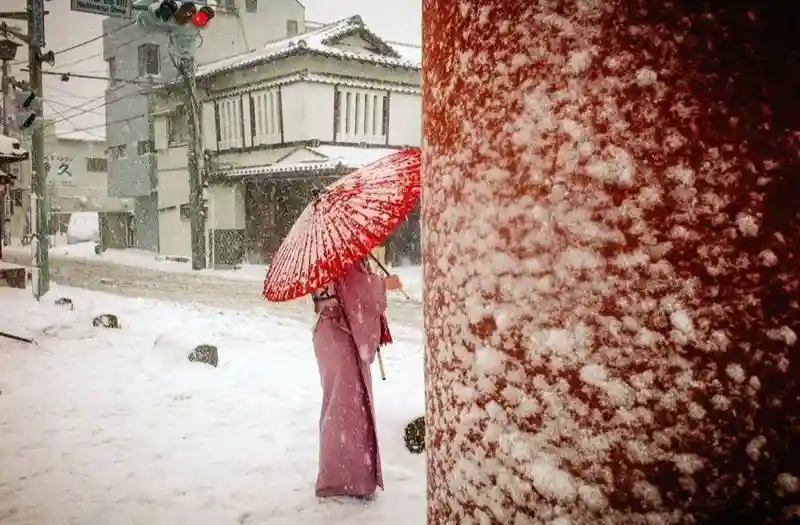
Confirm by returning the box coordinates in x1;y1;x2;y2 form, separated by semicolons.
311;260;388;498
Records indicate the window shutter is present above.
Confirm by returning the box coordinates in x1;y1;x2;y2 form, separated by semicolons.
154;116;168;150
201;101;217;151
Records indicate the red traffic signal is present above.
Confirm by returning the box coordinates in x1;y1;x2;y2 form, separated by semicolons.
192;6;215;28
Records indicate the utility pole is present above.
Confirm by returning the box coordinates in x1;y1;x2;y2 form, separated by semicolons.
0;23;22;260
137;1;213;270
27;0;48;299
0;45;8;259
179;55;206;270
0;3;47;293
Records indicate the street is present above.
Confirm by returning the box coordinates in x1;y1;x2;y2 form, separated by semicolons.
1;251;423;330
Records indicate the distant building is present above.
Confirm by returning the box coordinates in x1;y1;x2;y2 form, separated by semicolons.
6;123;129;239
149;15;422;266
102;0;307;252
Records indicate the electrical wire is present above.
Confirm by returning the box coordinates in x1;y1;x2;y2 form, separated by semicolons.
51;113;146;135
46;98;105;116
48;84;163;127
46;84;103;101
10;20;137;66
55;32;151;70
56;20;135;55
44;101;105;139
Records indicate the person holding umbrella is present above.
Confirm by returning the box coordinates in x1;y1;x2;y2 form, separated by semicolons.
262;147;421;500
310;258;402;498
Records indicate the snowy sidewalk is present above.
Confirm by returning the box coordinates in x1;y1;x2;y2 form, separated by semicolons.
2;242;424;303
0;286;425;524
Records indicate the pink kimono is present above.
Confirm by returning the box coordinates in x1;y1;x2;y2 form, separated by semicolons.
311;261;387;498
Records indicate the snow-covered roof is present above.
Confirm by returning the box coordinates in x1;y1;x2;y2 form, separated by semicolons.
55;130;106;143
216;145;402;180
197;15;420;79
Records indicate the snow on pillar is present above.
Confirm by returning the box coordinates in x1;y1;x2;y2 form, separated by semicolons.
422;1;800;523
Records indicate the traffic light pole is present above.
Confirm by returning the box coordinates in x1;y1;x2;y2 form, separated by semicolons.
136;1;212;270
0;58;7;259
27;0;48;299
178;56;206;270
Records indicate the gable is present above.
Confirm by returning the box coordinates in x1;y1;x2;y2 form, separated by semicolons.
274;147;329;165
325;31;402;61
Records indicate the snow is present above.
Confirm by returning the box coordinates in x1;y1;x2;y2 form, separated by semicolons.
528;458;577;502
0;286;425;524
312;146;403;168
0;260;23;271
66;211;100;243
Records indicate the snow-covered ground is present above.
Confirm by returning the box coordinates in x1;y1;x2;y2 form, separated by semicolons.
0;286;425;524
3;242;424;302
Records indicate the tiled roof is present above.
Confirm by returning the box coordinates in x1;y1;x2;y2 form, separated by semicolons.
196;15;420;79
216;145;402;179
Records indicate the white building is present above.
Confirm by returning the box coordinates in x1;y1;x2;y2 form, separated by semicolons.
6;123;129;240
150;15;422;265
104;0;307;252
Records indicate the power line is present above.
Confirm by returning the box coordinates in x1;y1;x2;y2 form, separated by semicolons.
46;97;105;116
9;20;137;66
46;84;102;100
52;113;145;135
26;68;159;86
55;31;150;70
48;85;158;126
44;100;105;139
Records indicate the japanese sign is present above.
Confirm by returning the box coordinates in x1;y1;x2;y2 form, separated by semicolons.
44;153;74;185
71;0;130;18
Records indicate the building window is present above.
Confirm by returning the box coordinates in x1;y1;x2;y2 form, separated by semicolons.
107;57;117;87
108;144;126;160
336;88;388;142
137;140;155;155
180;203;208;221
216;97;243;149
286;19;299;36
86;157;107;172
345;92;352;133
167;107;189;146
245;0;257;13
382;95;389;135
11;189;23;208
250;89;281;145
137;43;160;77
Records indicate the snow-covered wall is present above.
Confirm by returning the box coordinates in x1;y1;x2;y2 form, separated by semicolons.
422;1;800;523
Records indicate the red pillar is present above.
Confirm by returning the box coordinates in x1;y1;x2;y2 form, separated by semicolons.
422;1;800;523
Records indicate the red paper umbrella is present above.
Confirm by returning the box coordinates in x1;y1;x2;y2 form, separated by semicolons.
262;147;421;302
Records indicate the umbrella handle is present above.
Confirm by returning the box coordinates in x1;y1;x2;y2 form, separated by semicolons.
368;252;414;301
377;349;387;380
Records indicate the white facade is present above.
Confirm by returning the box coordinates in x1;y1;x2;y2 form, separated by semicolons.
104;0;307;252
6;123;129;240
151;15;422;262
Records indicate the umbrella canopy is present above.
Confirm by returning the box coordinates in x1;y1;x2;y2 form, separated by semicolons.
262;147;421;302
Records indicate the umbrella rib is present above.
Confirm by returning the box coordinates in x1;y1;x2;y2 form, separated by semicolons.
263;147;421;302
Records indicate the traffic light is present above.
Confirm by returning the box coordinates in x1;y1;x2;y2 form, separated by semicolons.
153;0;179;22
192;6;215;28
7;88;41;134
142;1;214;29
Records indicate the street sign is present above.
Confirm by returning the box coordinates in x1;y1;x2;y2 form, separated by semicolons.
29;0;46;48
71;0;130;18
